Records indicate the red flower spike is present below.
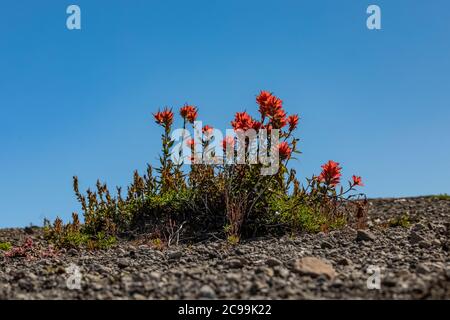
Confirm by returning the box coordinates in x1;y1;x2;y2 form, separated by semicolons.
256;91;273;117
153;107;174;127
318;160;342;187
222;136;235;150
231;112;255;131
180;105;198;123
277;142;292;160
287;114;299;131
252;121;262;131
352;175;364;187
186;138;195;147
202;125;213;134
270;108;287;129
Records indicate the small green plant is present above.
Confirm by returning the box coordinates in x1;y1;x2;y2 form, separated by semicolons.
269;194;350;233
87;232;117;250
432;194;450;201
44;213;116;249
227;234;240;245
0;242;12;251
150;238;165;250
388;214;411;228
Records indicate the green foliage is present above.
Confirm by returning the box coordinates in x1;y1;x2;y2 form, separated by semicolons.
227;235;240;245
88;232;117;250
44;214;116;249
388;214;411;228
44;91;366;248
432;194;450;201
269;193;346;233
0;242;12;251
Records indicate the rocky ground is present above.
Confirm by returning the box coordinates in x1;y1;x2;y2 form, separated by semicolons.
0;197;449;300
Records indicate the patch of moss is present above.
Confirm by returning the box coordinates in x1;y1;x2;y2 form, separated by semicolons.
0;242;12;251
389;214;411;228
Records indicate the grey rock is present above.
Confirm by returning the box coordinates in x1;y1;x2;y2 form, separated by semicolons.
321;241;333;249
337;257;352;266
149;271;162;280
445;267;450;280
431;239;441;246
199;285;217;299
227;258;245;268
133;293;147;300
67;248;78;256
409;231;426;244
273;266;290;278
91;282;103;291
225;273;241;282
117;259;129;269
418;241;431;249
266;257;282;267
416;263;430;275
412;223;426;232
168;251;182;261
292;257;337;279
356;230;376;242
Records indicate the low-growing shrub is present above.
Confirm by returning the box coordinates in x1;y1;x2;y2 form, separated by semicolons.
45;90;366;247
432;194;450;201
44;214;116;249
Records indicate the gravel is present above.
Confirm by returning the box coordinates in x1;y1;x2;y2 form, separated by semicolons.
0;196;449;299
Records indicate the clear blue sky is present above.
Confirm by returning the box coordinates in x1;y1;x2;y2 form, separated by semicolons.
1;0;449;227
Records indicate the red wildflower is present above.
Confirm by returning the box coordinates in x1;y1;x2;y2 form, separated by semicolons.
179;105;198;123
153;107;174;127
277;142;292;160
271;108;287;129
256;91;287;128
257;92;284;119
202;125;213;134
222;136;235;150
256;90;273;116
263;123;273;132
268;95;283;112
287;114;299;131
318;160;342;187
231;112;255;131
252;121;262;131
186;138;195;147
352;175;364;187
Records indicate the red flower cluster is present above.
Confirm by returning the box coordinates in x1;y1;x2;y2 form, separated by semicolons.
153;107;174;127
318;160;342;187
180;105;198;123
257;91;282;117
277;142;292;160
186;138;195;147
256;91;287;129
252;121;262;131
231;112;257;131
287;114;299;132
222;136;235;150
202;125;213;134
352;175;364;186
